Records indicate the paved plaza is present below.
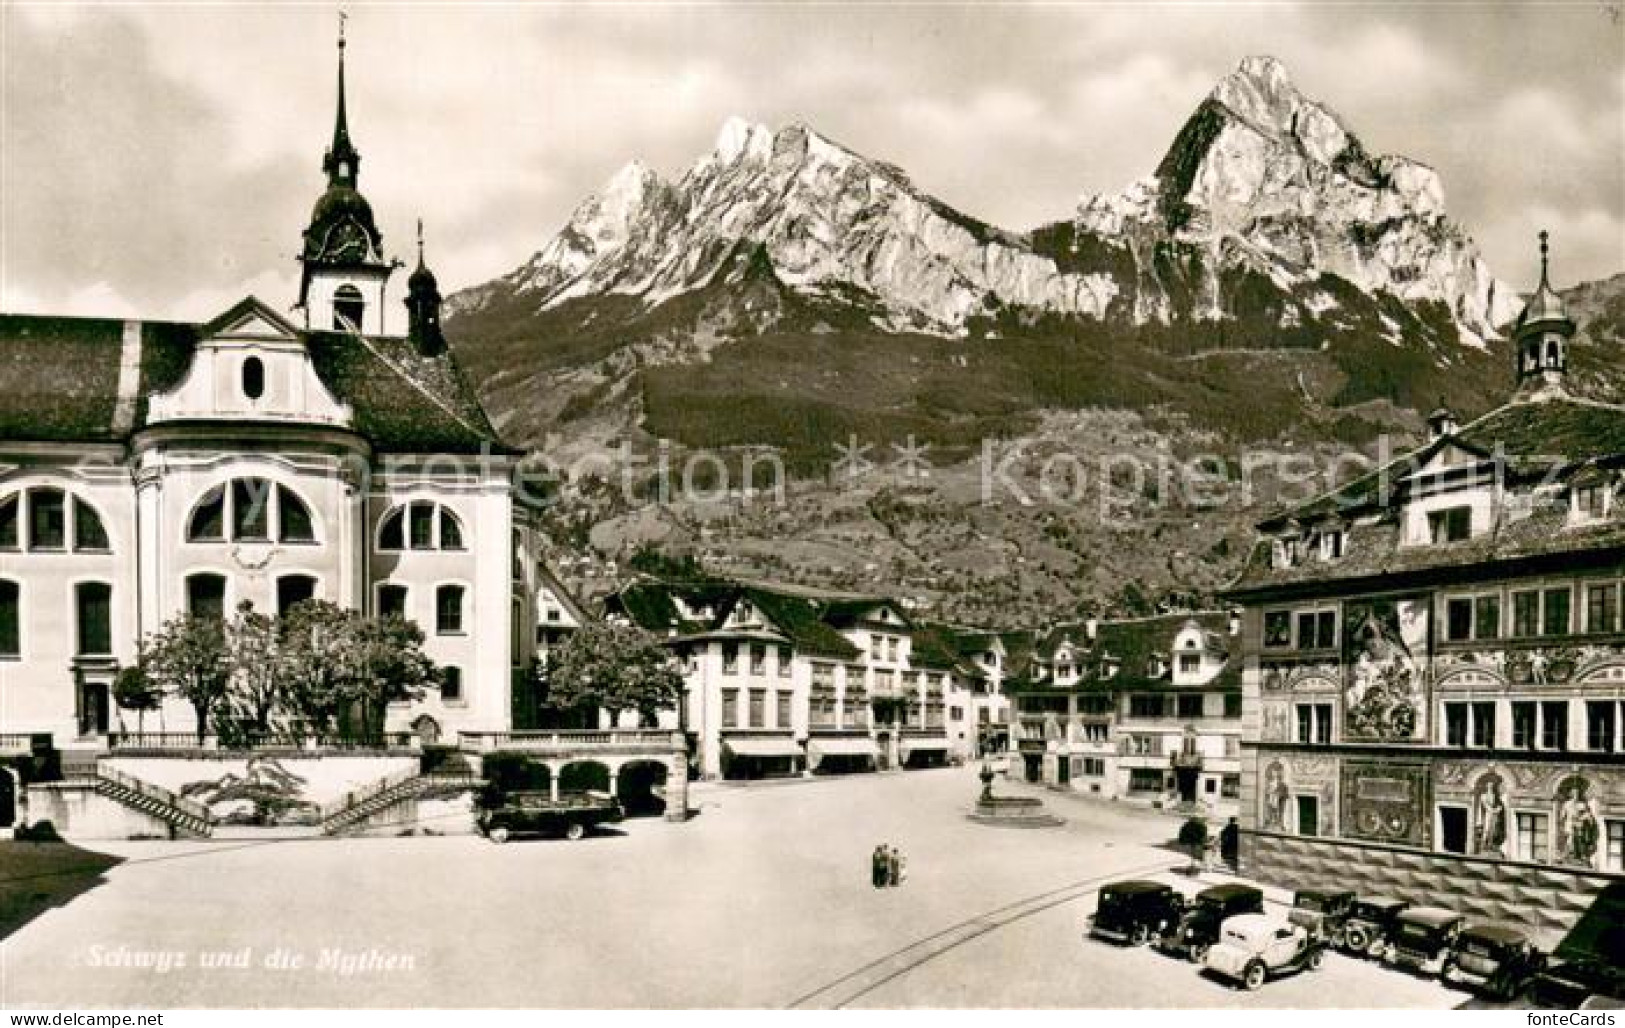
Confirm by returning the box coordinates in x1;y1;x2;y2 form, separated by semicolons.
1;766;1465;1008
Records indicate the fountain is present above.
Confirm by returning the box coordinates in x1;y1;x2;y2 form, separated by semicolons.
966;759;1063;828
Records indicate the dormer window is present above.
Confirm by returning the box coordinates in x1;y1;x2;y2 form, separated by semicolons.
1318;528;1346;560
1271;536;1304;569
1573;482;1610;521
1149;656;1167;678
1428;506;1472;544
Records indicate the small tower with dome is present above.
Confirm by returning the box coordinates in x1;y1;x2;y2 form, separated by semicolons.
297;19;394;336
405;220;447;357
1512;230;1575;396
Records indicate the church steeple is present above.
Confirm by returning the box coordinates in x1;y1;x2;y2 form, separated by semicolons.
323;15;360;189
297;13;392;335
406;220;447;357
1512;230;1575;396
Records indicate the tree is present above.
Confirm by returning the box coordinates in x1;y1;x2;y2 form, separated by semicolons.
140;614;230;742
274;600;362;738
274;602;435;741
112;663;164;734
545;621;684;728
225;601;280;741
349;614;436;739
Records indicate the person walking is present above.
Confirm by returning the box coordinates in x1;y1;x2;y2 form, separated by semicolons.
888;845;904;887
871;843;889;888
1219;816;1240;871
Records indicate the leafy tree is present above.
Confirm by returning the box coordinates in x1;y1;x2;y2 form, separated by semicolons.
545;621;684;727
140;614;230;742
274;602;435;741
226;601;280;740
112;663;164;734
274;600;362;738
349;614;436;739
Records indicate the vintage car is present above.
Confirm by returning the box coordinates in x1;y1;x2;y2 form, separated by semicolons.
1203;913;1326;991
1087;880;1185;946
1385;906;1466;976
1158;883;1265;962
1530;954;1625;1009
1288;888;1357;945
476;789;623;843
1341;895;1409;957
1443;922;1546;1001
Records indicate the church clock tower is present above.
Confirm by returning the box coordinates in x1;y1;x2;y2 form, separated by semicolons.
297;21;395;336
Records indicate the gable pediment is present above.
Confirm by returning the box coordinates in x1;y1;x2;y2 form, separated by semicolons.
200;296;302;344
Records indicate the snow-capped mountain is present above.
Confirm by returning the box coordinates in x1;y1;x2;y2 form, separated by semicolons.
452;55;1517;344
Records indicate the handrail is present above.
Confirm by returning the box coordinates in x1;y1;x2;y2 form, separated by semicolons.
319;765;421;821
97;764;214;824
457;729;676;752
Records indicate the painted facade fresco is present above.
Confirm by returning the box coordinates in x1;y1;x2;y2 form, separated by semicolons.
1343;597;1429;742
1258;662;1339;743
1340;759;1428;847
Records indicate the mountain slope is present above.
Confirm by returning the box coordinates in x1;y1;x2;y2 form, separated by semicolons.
442;56;1618;624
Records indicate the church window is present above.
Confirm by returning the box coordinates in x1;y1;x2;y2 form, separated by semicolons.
75;582;112;656
188;480;317;544
277;574;318;615
242;356;265;400
377;502;465;551
436;585;465;634
0;495;17;550
73;498;109;551
186;573;227;621
27;489;65;550
232;479;271;541
440;667;463;702
0;581;19;657
333;285;365;331
278;486;315;543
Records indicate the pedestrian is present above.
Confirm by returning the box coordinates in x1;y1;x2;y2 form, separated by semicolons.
871;843;889;888
888;845;904;887
1219;816;1240;871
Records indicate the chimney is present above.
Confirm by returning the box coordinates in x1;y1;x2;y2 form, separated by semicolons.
1427;406;1458;442
1085;617;1099;642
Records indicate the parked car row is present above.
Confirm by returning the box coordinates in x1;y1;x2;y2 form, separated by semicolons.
1085;877;1624;1007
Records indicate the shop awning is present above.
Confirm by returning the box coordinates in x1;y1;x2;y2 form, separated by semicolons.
723;737;804;758
900;737;950;753
808;737;879;759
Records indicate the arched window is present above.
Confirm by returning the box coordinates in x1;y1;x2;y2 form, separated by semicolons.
0;490;109;553
440;666;463;702
27;488;65;550
242;356;266;400
187;480;318;544
436;585;465;635
75;582;112;656
333;284;365;331
1546;339;1562;368
278;486;315;543
187;573;227;621
0;580;19;658
277;574;318;615
73;497;109;551
377;502;465;551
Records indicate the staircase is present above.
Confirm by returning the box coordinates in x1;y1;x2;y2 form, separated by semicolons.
320;770;482;836
90;765;215;838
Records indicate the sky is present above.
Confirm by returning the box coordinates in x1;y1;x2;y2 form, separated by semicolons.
2;2;1621;324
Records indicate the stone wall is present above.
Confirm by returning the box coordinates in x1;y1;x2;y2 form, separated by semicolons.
1243;828;1620;950
28;782;177;840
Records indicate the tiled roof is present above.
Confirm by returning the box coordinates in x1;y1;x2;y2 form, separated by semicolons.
1229;505;1625;596
1013;612;1236;692
0;310;506;454
1263;395;1625;527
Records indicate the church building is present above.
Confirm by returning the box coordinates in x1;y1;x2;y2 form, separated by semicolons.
0;32;544;764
